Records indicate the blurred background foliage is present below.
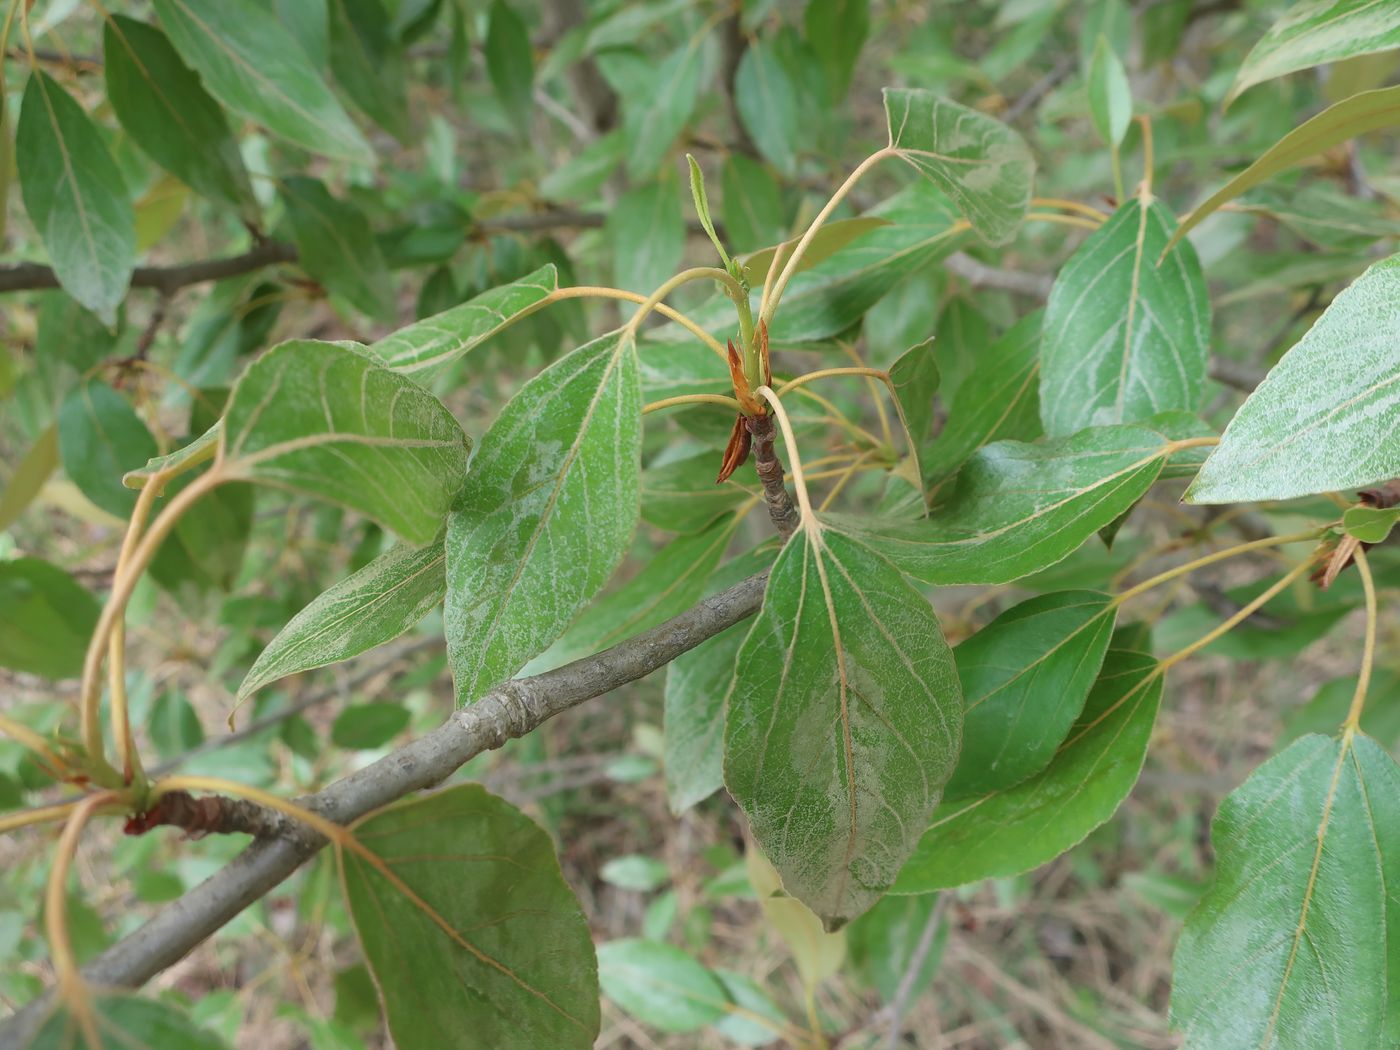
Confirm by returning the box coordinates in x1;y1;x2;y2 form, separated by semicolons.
2;0;1399;1046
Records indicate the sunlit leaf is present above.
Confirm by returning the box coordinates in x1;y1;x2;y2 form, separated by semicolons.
1229;0;1400;104
892;649;1162;892
445;330;640;702
725;523;962;928
883;88;1034;245
1040;197;1210;436
1187;253;1400;503
1170;733;1400;1048
342;785;599;1049
222;340;470;546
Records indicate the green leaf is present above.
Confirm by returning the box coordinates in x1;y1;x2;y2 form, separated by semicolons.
327;0;412;141
847;893;948;1003
150;472;252;593
946;591;1117;799
58;379;159;518
725;524;962;928
1229;0;1400;104
712;969;788;1047
238;541;444;701
736;42;800;175
1167;85;1400;253
887;337;940;464
805;0;869;102
609;178;684;295
539;131;625;201
151;0;374;164
486;0;534;130
524;515;737;675
602;44;706;181
722;153;786;253
103;17;257;220
1187;253;1400;504
0;424;59;531
597;939;727;1033
282;177;395;322
1280;670;1400;747
331;702;411;748
1343;504;1400;543
445;331;640;702
342;785;599;1048
149;690;204;759
1040;197;1211;436
1087;34;1132;147
745;845;847;988
739;216;891;289
921;310;1041;492
892;649;1162;893
366;264;558;380
600;854;670;892
1170;733;1400;1048
122;422;221;491
835;425;1169;586
0;558;99;679
16;72;135;323
882;88;1035;246
28;993;228;1050
221;340;470;546
643;453;755;534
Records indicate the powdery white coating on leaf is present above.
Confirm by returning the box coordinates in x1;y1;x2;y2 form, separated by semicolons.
445;330;641;704
883;88;1034;246
724;526;962;929
237;541;445;700
222;340;470;547
1040;198;1211;437
1170;733;1400;1049
1188;253;1400;504
1229;0;1400;102
367;264;559;379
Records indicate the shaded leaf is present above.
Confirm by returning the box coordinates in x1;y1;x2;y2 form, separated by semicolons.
342;785;599;1048
609;179;684;295
883;88;1034;245
28;993;227;1050
805;0;869;102
847;892;948;1003
16;72;135;323
222;340;470;546
152;0;373;164
367;264;558;380
332;702;411;748
725;524;962;928
892;649;1162;892
597;939;726;1033
238;541;444;701
282;177;395;322
58;379;159;518
1040;197;1210;436
946;591;1117;798
445;331;640;702
736;42;800;175
328;0;412;141
601;43;706;180
1187;253;1400;504
1170;733;1400;1048
643;453;755;534
0;558;99;680
712;969;787;1047
835;425;1169;586
1229;0;1400;104
0;425;59;531
723;153;786;253
739;217;891;289
486;0;534;130
887;337;940;464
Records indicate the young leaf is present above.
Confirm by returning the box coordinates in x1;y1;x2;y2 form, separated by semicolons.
123;422;221;491
597;939;727;1033
58;380;159;518
1343;504;1400;543
921;310;1042;492
342;785;600;1049
103;16;257;219
1170;733;1400;1049
833;425;1169;586
1040;197;1210;436
237;541;445;701
27;993;228;1050
486;0;534;131
327;0;412;142
445;330;640;703
736;42;800;175
805;0;869;103
882;88;1035;245
1187;253;1400;504
222;340;470;546
725;525;962;929
151;0;374;164
16;72;135;323
1168;85;1400;252
892;649;1162;893
745;845;847;989
282;177;396;322
1228;0;1400;104
1087;34;1132;147
0;558;99;679
643;452;755;534
946;591;1117;799
367;264;558;380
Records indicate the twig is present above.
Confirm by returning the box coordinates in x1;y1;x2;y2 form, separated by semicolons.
0;240;298;296
944;252;1052;297
746;413;801;540
0;570;769;1048
881;893;949;1049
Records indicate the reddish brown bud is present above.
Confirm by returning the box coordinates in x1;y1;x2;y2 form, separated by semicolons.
716;414;752;483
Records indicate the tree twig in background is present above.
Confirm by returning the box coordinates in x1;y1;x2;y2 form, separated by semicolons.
881;893;950;1049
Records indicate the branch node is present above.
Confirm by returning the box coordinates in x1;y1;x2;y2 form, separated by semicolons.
746;414;801;540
